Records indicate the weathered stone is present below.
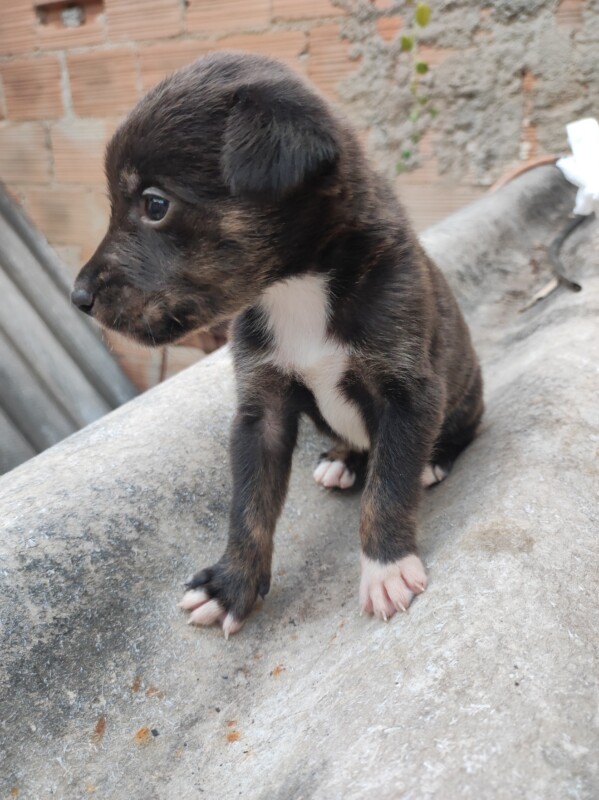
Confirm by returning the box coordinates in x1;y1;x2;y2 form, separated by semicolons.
0;167;598;799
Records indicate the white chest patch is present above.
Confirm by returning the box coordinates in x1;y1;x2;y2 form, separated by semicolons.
260;275;370;451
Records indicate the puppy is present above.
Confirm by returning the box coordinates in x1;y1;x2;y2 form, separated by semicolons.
72;52;483;637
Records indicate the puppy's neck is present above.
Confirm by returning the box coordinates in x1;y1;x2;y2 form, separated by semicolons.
259;274;336;369
258;273;370;451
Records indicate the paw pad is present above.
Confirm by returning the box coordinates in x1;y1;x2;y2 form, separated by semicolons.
313;458;356;489
420;463;448;488
359;553;428;621
179;589;243;639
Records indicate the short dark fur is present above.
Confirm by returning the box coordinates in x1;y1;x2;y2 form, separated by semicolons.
73;52;483;626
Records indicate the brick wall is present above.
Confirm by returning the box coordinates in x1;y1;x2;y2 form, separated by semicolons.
0;0;595;389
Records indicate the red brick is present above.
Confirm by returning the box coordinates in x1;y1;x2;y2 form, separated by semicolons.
272;0;344;21
556;0;584;30
105;0;182;42
186;0;270;35
3;185;26;209
396;130;440;186
522;68;536;95
1;56;64;121
104;331;163;390
0;84;7;121
0;123;51;185
308;24;361;100
36;0;106;50
0;1;37;56
520;124;538;161
218;31;307;73
23;186;110;249
68;49;140;116
395;181;485;232
139;40;219;90
51;119;119;186
520;70;538;161
162;345;205;381
52;244;83;277
376;15;403;42
140;31;307;89
180;329;228;352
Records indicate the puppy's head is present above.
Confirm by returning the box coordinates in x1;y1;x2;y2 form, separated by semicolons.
71;52;342;345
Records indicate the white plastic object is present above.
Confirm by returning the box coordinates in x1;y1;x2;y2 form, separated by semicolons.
556;117;599;215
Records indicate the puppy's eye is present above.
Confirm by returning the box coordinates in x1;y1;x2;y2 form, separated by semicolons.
144;194;169;222
141;188;171;224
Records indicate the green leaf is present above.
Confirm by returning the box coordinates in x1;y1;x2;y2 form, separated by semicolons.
396;162;408;174
401;149;412;161
429;105;439;117
415;61;429;74
400;35;414;52
411;132;422;144
409;109;419;122
415;3;431;27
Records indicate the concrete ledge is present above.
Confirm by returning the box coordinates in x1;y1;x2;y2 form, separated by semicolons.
1;167;598;799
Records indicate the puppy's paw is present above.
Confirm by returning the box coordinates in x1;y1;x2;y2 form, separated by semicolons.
179;590;243;639
420;463;448;489
313;447;367;490
359;553;427;621
179;561;269;639
313;457;356;489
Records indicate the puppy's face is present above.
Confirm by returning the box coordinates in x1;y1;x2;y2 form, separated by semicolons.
72;53;341;346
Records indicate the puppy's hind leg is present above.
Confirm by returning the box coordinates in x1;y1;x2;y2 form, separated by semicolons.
313;443;368;490
420;463;449;489
314;443;449;490
427;366;484;487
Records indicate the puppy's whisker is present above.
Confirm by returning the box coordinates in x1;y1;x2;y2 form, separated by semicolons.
143;315;157;347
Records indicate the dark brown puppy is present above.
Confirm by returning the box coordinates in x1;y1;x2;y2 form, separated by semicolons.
72;52;483;637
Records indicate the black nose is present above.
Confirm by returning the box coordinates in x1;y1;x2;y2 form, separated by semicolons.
71;287;95;314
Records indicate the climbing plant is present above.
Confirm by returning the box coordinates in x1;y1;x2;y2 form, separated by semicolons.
396;1;438;173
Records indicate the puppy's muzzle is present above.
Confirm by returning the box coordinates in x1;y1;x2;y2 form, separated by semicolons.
71;286;95;315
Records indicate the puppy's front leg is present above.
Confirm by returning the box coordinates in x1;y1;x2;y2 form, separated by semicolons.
359;380;442;620
180;369;298;637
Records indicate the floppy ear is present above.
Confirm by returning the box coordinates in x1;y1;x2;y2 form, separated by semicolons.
221;82;340;200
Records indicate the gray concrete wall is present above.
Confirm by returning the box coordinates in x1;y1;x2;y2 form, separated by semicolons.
334;0;599;230
341;0;599;185
0;168;598;799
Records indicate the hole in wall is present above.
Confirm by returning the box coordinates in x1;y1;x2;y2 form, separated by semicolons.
35;0;105;30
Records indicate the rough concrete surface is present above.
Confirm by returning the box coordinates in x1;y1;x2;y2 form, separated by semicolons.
337;0;599;182
1;167;598;799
